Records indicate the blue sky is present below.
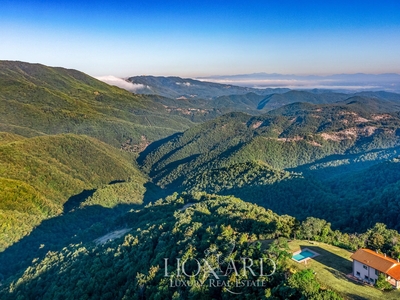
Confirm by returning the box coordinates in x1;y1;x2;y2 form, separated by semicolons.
1;0;400;77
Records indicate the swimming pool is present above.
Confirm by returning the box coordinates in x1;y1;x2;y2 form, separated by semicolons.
292;249;318;262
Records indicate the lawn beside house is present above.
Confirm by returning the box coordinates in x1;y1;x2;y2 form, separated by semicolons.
287;240;400;300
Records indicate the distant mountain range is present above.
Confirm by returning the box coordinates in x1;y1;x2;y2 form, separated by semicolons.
125;75;289;99
121;75;400;114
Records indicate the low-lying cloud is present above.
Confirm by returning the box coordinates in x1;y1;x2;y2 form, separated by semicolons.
197;73;400;92
204;79;379;90
95;76;146;92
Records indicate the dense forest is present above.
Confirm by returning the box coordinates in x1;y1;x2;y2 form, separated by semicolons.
139;101;400;233
2;193;400;299
2;61;400;299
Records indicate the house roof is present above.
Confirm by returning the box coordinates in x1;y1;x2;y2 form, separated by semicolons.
351;248;398;273
387;265;400;281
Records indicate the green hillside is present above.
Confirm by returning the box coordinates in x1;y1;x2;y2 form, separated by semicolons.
0;193;345;300
328;159;400;231
2;193;400;300
0;133;148;251
173;146;400;234
0;132;25;145
140;100;400;187
0;61;194;147
257;90;348;110
183;161;299;193
139;100;400;234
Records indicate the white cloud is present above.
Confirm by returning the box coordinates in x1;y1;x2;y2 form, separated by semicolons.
95;76;146;92
176;82;191;86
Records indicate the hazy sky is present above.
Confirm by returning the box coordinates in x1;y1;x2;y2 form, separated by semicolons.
1;0;400;77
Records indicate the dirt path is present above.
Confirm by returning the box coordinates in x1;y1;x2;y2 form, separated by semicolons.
94;228;131;245
179;203;195;211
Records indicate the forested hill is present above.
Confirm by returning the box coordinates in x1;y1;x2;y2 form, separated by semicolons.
0;133;149;251
3;61;398;147
126;75;289;99
139;99;400;232
0;61;197;252
2;193;400;299
0;61;195;147
140;99;400;185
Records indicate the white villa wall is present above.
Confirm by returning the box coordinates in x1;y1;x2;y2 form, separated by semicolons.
353;260;379;284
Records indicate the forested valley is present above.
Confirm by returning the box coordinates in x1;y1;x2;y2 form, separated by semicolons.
2;61;400;299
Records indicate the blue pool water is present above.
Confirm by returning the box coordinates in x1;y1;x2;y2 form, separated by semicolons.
292;249;315;261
